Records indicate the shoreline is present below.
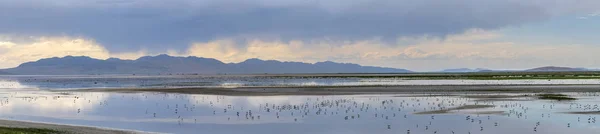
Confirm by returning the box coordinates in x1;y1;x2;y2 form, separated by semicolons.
0;119;148;134
63;84;600;96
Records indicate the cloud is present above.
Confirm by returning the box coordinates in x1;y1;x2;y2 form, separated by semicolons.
0;37;111;68
187;39;312;63
184;29;510;63
183;29;600;71
1;0;598;52
0;36;147;68
110;50;148;60
1;29;600;71
578;11;600;19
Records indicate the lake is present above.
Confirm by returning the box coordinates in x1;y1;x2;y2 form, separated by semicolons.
0;75;599;134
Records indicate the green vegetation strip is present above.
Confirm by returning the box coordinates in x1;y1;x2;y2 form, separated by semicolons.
537;94;577;101
0;126;62;134
252;71;600;80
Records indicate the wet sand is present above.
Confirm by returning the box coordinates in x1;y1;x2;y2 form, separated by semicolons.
0;119;143;134
65;84;600;96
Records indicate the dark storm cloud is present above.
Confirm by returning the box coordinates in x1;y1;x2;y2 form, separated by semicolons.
0;0;597;52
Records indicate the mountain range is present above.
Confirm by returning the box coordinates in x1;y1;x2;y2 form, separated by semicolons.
524;66;592;72
1;55;597;75
441;66;599;73
0;55;411;75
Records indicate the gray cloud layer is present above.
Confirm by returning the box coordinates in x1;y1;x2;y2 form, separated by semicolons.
0;0;597;52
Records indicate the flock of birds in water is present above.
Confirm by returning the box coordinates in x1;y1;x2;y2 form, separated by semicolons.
1;90;600;133
0;76;599;133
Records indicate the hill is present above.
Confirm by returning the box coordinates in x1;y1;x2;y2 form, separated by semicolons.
0;55;411;75
524;66;589;72
439;66;596;73
0;71;10;75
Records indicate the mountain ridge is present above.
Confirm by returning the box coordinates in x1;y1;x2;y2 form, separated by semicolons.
524;66;590;72
2;55;411;75
441;66;598;72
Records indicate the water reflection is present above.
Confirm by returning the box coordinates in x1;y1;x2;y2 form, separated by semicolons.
0;80;34;89
1;90;600;134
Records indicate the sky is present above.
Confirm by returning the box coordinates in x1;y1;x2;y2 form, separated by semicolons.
0;0;599;71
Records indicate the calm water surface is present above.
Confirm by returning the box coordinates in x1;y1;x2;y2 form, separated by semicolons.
1;91;600;134
0;75;599;90
0;75;599;134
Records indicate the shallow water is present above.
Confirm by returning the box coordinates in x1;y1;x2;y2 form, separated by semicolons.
1;90;600;134
1;75;599;90
1;75;600;133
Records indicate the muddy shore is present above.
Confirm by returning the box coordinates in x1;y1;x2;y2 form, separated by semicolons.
0;119;144;134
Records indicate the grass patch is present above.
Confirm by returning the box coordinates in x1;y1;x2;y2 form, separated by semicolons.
537;94;577;101
414;105;495;114
562;111;600;115
253;71;600;80
0;126;62;134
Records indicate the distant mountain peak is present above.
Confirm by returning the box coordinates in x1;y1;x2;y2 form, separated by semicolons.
242;58;263;62
443;66;595;72
137;54;175;60
61;55;94;59
315;61;338;64
106;57;123;61
525;66;588;72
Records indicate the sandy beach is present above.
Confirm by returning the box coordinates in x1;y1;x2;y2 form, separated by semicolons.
0;119;144;134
